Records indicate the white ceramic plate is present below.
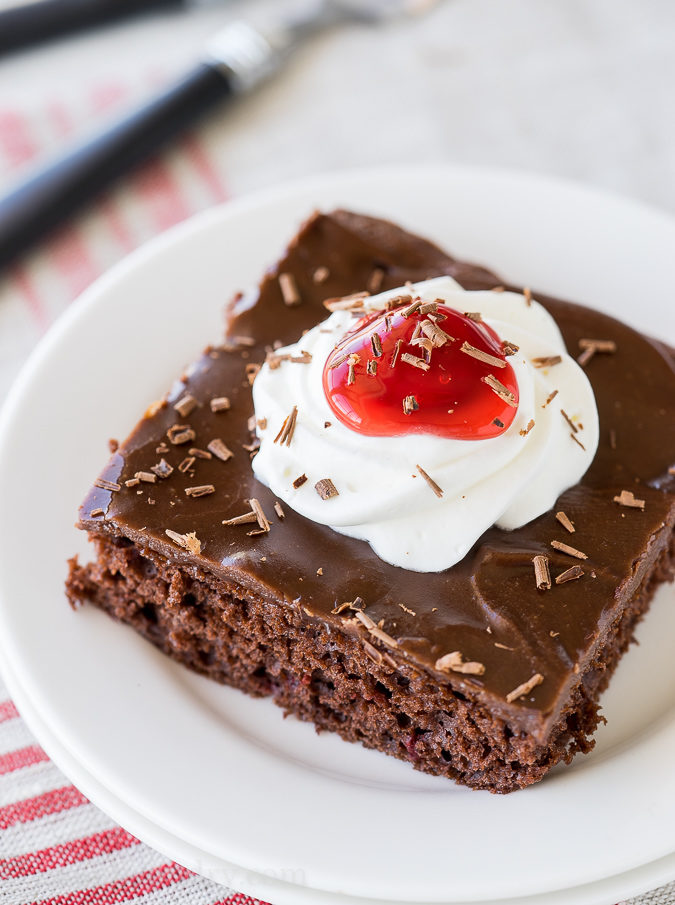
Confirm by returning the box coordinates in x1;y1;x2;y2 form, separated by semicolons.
0;166;674;905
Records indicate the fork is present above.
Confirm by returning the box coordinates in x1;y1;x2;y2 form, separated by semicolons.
0;0;440;273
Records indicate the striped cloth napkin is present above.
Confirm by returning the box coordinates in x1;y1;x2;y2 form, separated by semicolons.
0;74;673;905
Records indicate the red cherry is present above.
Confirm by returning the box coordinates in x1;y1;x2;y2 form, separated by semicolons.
322;301;519;440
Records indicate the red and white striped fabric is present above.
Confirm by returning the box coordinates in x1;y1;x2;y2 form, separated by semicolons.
0;81;272;905
0;74;673;905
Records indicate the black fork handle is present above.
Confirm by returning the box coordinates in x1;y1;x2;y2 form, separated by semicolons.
0;61;235;273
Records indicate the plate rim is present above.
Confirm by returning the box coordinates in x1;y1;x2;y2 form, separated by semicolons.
1;164;675;903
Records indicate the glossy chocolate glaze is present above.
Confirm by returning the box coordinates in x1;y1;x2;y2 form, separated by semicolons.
80;210;675;736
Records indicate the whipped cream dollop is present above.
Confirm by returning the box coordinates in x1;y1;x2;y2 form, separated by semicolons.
251;277;599;572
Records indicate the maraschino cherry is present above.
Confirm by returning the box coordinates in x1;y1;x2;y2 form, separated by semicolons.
322;296;519;440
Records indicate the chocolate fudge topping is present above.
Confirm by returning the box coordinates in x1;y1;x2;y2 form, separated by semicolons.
79;210;675;739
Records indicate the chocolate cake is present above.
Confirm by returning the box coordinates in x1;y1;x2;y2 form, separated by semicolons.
66;210;675;793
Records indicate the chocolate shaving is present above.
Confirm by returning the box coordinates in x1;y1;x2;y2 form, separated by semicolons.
135;471;157;484
185;484;215;498
165;529;201;555
273;406;298;447
222;510;258;526
417;464;443;498
482;374;517;407
274;501;285;519
385;294;412;310
323;291;370;312
155;442;169;454
371;333;383;357
435;651;486;676
347;353;359;386
579;338;617;353
502;340;519;356
124;478;140;488
390;338;403;368
207;438;234;462
609;428;617;450
292;474;308;489
560;409;579;433
550;540;588;560
245;363;261;386
493;418;504;428
542;389;559;408
402;394;419;415
464;311;483;322
555;511;575;533
402;298;422;317
532;355;562;369
328;352;349;370
174;394;197;417
279;271;301;306
523;287;532;306
290;351;312;365
210;396;231;413
90;508;104;517
419;301;439;315
367;267;385;293
401;352;430;372
167;424;195;445
506;672;543;703
151;459;174;479
533;555;551;590
460;342;506;368
613;489;646;510
555;565;584;585
420;319;452;347
313;266;329;284
367;359;378;376
95;478;121;492
398;603;417;616
519;419;535;436
315;478;339;500
570;432;586;451
189;447;212;460
178;456;196;473
249;498;271;534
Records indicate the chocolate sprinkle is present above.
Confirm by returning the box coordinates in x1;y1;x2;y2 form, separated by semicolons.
210;396;231;413
174;394;198;417
519;419;535;436
506;672;543;703
435;651;486;676
207;438;234;462
555;511;575;533
185;484;215;498
613;489;646;510
279;272;301;307
460;342;506;369
482;375;517;407
94;478;121;492
273;406;298;447
315;478;339;500
532;355;562;369
550;540;588;560
416;465;443;498
533;555;551;590
167;424;195;445
402;394;419;415
555;565;585;585
292;474;308;489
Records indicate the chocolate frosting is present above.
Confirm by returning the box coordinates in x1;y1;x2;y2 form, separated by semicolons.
80;210;675;737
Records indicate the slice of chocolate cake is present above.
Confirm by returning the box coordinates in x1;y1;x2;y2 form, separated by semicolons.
66;210;675;793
